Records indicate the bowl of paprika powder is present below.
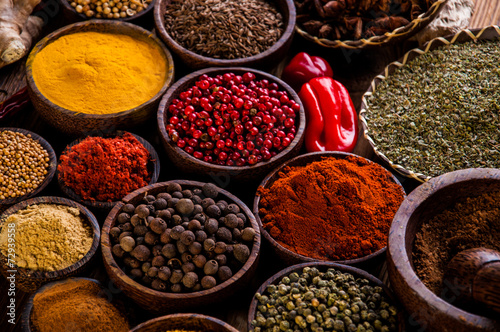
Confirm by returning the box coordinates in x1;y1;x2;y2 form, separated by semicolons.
254;151;406;268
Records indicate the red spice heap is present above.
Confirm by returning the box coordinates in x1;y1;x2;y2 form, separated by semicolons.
259;156;405;261
58;133;151;202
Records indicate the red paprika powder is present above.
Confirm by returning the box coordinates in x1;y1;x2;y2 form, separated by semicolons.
258;155;405;260
58;132;151;202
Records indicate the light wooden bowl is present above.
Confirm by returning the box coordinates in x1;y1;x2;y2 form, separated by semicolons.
57;131;160;211
247;262;404;331
153;0;295;69
131;313;239;332
359;26;500;183
0;197;100;293
387;168;500;331
157;67;305;185
254;151;405;268
0;128;57;207
101;180;261;313
25;20;175;137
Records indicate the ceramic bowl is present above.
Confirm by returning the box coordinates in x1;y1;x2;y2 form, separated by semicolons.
57;131;160;211
157;67;305;185
0;128;57;207
0;197;100;292
387;168;500;331
153;0;295;69
26;20;175;136
101;180;261;313
130;313;239;332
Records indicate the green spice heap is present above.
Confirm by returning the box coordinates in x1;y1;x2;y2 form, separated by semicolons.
251;267;398;332
365;39;500;178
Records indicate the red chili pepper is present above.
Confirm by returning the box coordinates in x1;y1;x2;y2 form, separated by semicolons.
281;52;334;92
0;87;30;121
298;77;358;153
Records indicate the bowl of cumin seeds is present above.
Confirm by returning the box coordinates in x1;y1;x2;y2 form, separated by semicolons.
153;0;295;69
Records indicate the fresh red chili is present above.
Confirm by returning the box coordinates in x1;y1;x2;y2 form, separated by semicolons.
0;87;30;120
281;52;333;91
298;77;358;152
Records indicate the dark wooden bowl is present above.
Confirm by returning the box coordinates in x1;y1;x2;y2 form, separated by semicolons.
101;180;261;313
254;151;405;268
157;67;305;184
247;261;404;331
0;197;100;293
0;128;57;207
295;0;447;49
57;131;160;212
359;26;500;183
25;20;175;137
130;313;239;332
153;0;295;69
387;168;500;331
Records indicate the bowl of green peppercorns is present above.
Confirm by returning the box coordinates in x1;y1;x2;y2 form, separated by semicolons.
248;262;403;332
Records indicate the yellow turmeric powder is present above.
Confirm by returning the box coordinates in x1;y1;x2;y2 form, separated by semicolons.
31;31;167;115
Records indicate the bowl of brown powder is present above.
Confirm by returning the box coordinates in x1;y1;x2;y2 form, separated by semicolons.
387;168;500;331
0;196;100;292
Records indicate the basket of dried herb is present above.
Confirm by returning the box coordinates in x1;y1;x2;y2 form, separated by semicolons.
360;26;500;182
295;0;447;49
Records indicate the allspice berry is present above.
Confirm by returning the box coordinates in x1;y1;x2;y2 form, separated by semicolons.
150;218;167;234
158;266;172;281
224;213;239;228
216;227;232;243
227;203;240;214
215;254;227;266
205;204;221;218
182;271;199;288
162;243;177;259
134;225;149;237
160;229;172;244
203;259;219;275
214;241;227;254
205;218;219;234
153;198;168;210
151;279;167;291
135;204;150;218
131;244;151;262
170;225;185;240
176;198;195;215
112;244;125;258
241;227;256;242
166;182;182;193
193;254;207;269
188;242;203;255
117;212;130;224
201;275;217;289
218;265;233;282
234;244;250;263
204;238;216;252
195;230;208;243
123;203;135;214
170;269;184;284
181;262;196;274
120;236;135;252
179;230;195;246
202;182;218;198
152;255;166;267
147;266;159;278
109;227;121;240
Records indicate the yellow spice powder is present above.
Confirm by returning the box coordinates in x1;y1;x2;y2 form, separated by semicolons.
31;31;167;115
0;204;93;271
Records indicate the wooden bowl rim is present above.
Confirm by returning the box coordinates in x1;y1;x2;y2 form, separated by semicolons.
0;196;100;280
153;0;296;65
57;130;160;210
295;0;447;49
157;66;306;173
359;25;500;183
59;0;156;22
101;180;261;300
247;261;401;331
254;151;406;265
130;313;239;332
388;168;500;327
25;19;175;120
0;128;57;206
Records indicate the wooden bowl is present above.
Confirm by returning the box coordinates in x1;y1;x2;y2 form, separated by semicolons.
130;313;239;332
0;128;57;207
57;131;160;211
247;261;404;331
387;168;500;332
157;67;305;185
0;196;100;293
359;26;500;183
25;20;175;137
153;0;295;69
295;0;447;49
101;180;261;313
254;151;405;267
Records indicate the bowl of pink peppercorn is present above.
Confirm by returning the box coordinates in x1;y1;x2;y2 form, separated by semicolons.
157;67;306;184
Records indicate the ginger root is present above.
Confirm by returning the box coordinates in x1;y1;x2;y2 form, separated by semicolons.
0;0;44;69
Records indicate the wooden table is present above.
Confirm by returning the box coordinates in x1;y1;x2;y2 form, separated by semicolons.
1;1;499;331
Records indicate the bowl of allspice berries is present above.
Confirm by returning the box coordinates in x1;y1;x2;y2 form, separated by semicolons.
101;180;261;312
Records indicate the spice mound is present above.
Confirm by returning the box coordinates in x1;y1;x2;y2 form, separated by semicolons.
0;204;93;271
365;39;500;178
259;155;405;261
32;279;129;332
32;31;167;114
58;133;152;202
0;130;50;200
109;182;256;293
251;266;399;332
163;0;284;59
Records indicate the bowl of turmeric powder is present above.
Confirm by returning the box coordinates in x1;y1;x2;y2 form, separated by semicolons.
25;20;175;136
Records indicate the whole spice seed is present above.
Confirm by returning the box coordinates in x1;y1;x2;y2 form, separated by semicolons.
365;39;500;178
250;266;398;332
58;133;151;202
0;130;49;200
163;0;284;59
67;0;152;19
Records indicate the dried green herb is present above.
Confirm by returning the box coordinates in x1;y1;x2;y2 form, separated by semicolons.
365;39;500;178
